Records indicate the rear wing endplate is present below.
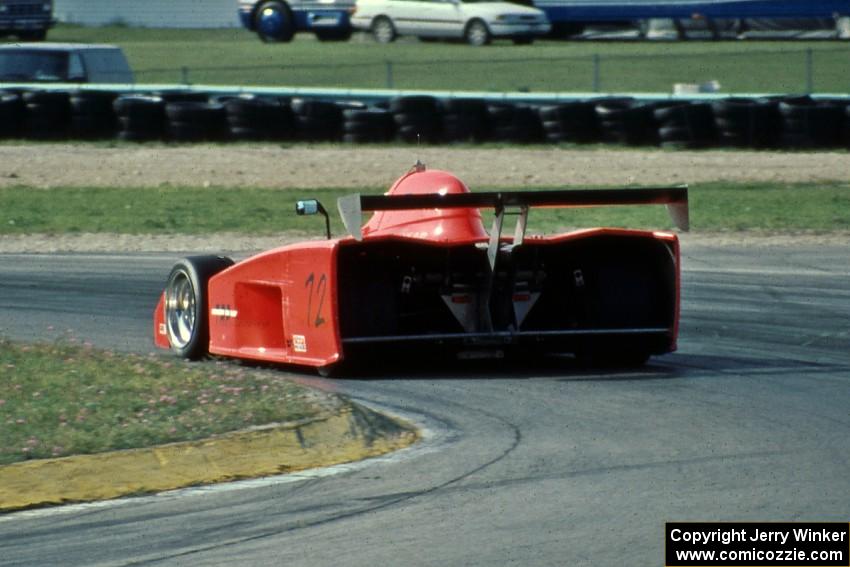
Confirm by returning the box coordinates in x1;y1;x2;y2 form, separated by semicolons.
338;186;689;242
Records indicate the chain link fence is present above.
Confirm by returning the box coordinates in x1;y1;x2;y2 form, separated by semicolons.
133;46;849;94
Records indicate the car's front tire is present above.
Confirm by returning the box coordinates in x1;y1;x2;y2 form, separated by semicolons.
371;16;397;43
465;19;491;46
255;0;295;43
164;256;234;359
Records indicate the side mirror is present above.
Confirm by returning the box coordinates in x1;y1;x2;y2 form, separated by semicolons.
295;199;331;240
296;200;320;216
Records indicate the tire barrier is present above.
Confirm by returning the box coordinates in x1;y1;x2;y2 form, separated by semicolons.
441;98;490;143
342;107;394;143
711;97;781;148
165;101;228;142
224;96;296;141
22;90;72;140
595;98;672;146
0;91;25;138
846;106;850;147
538;101;600;144
70;90;118;140
2;88;849;150
113;95;167;141
389;96;442;144
487;103;545;143
653;102;717;149
777;96;846;149
292;98;344;141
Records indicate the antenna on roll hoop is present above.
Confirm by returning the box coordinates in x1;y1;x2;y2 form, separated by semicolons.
410;134;426;173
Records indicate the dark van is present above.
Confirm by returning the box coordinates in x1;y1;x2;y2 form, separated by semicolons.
0;43;134;83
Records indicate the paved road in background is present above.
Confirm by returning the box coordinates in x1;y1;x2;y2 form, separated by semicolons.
0;242;848;566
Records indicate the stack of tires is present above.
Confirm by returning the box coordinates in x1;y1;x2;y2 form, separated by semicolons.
594;98;660;146
538;101;599;144
224;96;296;141
777;96;846;149
69;91;118;139
487;103;544;143
0;91;24;138
113;95;167;141
389;96;442;144
22;91;71;139
155;91;211;105
292;99;344;141
441;98;490;143
711;98;780;148
846;106;850;148
341;108;395;143
653;102;717;149
165;102;228;142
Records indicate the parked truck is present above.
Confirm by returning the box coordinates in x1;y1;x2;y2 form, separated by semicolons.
238;0;354;42
534;0;850;38
0;0;54;41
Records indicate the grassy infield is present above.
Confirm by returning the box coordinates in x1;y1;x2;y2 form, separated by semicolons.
52;25;850;92
1;25;848;468
1;181;849;234
0;339;318;465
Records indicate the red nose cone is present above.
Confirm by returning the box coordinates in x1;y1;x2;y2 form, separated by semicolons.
363;169;488;242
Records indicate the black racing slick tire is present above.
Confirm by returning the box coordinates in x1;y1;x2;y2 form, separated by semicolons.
164;255;235;360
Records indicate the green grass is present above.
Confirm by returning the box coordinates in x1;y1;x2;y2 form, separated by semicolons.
0;337;321;465
2;181;849;234
44;24;850;93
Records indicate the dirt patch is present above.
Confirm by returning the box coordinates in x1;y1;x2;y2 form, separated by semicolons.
4;144;850;190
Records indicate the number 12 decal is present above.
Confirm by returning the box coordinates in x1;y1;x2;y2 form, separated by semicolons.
305;273;327;327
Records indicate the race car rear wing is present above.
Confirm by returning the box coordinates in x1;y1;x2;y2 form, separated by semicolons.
338;186;690;240
339;186;688;271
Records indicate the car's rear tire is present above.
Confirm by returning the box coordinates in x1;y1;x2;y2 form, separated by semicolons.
372;16;397;43
165;256;234;360
465;19;491;46
255;0;295;43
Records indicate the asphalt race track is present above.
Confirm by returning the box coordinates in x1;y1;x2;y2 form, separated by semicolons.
0;241;848;566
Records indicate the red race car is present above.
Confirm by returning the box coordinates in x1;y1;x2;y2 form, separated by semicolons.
154;163;688;373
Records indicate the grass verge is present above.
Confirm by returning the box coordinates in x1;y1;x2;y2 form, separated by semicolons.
0;336;324;466
47;24;850;93
1;181;849;234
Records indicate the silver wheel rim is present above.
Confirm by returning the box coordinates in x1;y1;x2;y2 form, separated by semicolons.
468;22;487;45
166;271;196;349
374;19;393;43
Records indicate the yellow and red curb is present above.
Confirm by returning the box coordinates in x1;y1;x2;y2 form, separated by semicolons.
0;403;418;512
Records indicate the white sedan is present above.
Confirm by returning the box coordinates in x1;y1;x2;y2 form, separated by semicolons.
351;0;551;46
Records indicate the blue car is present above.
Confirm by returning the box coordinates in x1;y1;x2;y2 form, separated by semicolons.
238;0;355;42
